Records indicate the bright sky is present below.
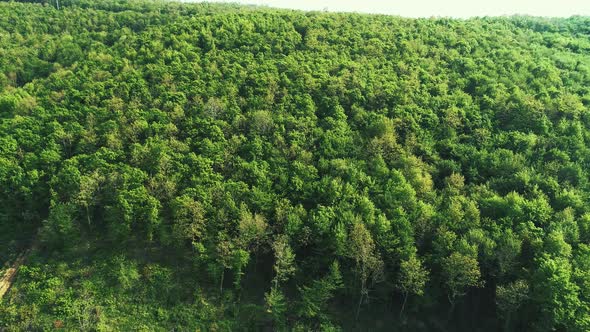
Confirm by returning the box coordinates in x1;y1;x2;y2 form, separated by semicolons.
188;0;590;18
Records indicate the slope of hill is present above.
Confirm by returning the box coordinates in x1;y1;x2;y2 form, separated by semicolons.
1;1;590;330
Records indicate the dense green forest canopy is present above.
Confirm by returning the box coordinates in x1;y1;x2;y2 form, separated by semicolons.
1;0;590;330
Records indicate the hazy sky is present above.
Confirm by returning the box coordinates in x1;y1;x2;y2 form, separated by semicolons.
189;0;590;18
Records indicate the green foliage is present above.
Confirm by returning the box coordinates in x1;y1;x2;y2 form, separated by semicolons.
398;255;428;297
39;203;78;249
1;0;590;330
496;280;529;330
532;255;588;331
297;261;343;321
442;252;483;305
265;286;288;329
170;194;206;249
271;235;296;287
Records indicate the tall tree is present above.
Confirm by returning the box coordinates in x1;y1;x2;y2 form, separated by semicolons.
348;221;384;320
397;254;429;317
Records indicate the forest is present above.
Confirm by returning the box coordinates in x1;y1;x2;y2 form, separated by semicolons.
1;0;590;330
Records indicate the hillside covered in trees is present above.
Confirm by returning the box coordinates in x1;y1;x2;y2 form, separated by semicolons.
1;0;590;330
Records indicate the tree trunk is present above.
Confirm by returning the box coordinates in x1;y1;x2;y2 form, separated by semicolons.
254;251;258;273
399;292;408;318
356;290;365;322
219;269;224;294
504;312;511;332
446;293;456;322
86;205;91;227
